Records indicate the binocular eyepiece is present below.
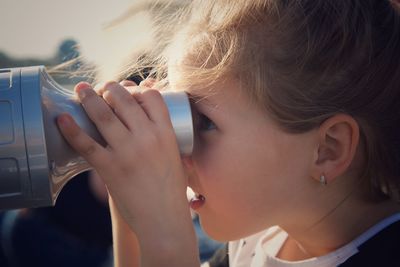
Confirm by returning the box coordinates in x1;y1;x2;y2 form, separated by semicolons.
0;66;193;210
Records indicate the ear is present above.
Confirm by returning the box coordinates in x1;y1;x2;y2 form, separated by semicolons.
311;114;360;184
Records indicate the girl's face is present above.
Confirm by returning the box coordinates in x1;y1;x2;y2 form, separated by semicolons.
171;76;318;241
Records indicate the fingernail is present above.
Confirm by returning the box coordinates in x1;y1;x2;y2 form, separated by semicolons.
120;80;137;87
57;114;72;127
75;82;92;99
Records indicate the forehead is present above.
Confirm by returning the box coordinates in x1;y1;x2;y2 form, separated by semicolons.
165;39;234;96
166;52;256;111
167;64;209;95
168;63;226;96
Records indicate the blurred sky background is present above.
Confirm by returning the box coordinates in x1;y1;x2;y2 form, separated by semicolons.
0;0;133;58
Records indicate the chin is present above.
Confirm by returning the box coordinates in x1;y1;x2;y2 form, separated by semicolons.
198;216;247;242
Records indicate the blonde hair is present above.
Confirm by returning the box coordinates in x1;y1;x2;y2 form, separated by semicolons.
99;0;400;201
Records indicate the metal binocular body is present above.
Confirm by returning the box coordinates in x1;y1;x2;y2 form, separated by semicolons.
0;66;193;210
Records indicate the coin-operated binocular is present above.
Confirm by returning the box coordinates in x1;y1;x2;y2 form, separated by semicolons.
0;66;193;209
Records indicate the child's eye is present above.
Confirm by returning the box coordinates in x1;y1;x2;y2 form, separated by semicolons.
196;113;217;132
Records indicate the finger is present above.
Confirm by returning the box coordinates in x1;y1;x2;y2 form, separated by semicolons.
75;82;130;148
95;81;150;131
135;89;172;128
118;80;141;95
139;78;157;88
57;113;110;169
120;80;137;87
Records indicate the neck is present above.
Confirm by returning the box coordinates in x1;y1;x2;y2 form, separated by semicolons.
278;196;400;261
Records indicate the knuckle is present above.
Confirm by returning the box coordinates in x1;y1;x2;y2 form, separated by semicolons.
80;142;97;157
139;78;156;88
102;89;115;103
142;131;160;148
142;89;162;100
125;95;138;106
117;157;136;175
120;80;137;87
97;108;115;123
68;132;81;143
65;124;80;139
142;89;169;114
78;88;96;103
103;81;120;90
96;81;120;95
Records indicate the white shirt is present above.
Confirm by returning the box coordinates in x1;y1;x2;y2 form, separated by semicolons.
227;213;400;267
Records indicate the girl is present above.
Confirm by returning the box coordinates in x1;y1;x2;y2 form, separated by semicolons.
57;0;400;266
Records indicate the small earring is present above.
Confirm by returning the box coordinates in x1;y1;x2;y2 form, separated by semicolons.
320;174;327;185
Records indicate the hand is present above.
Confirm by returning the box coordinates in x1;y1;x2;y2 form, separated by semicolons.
57;80;196;254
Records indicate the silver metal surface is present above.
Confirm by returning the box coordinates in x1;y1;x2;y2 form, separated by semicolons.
0;66;193;209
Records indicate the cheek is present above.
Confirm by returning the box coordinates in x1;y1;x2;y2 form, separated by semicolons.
191;136;281;238
193;133;252;186
192;140;231;196
189;124;315;240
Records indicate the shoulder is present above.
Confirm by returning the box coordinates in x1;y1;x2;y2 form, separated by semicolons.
339;220;400;266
